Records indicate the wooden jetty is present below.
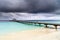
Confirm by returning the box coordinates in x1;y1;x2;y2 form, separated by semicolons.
31;22;60;30
20;21;60;30
13;20;60;30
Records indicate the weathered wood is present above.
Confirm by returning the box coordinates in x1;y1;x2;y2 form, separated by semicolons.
54;25;57;30
39;24;41;26
45;24;48;28
16;21;60;30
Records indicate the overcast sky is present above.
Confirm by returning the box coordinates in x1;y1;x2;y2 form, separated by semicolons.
0;0;60;20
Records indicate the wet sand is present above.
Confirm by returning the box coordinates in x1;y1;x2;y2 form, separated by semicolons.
0;27;60;40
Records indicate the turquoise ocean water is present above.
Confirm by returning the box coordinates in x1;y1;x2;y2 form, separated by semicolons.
0;20;60;35
0;21;41;35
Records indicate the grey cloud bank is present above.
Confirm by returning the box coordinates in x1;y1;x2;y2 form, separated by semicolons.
0;0;58;13
0;0;60;20
0;12;60;20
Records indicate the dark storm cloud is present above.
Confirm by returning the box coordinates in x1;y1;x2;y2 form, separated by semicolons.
0;0;58;13
0;0;28;12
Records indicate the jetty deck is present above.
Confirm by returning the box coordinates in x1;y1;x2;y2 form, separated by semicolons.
29;22;60;29
12;20;60;30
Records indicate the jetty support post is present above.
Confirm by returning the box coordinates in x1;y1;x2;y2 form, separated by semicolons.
45;24;48;28
54;25;57;30
38;23;41;26
34;23;36;25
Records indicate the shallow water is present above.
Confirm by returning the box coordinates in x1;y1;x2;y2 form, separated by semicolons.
0;21;60;35
0;22;41;34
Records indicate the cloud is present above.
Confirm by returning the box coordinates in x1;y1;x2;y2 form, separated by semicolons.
0;0;58;13
0;12;60;20
0;0;60;20
0;0;28;12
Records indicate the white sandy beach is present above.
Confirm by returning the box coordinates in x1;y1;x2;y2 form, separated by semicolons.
0;27;60;40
